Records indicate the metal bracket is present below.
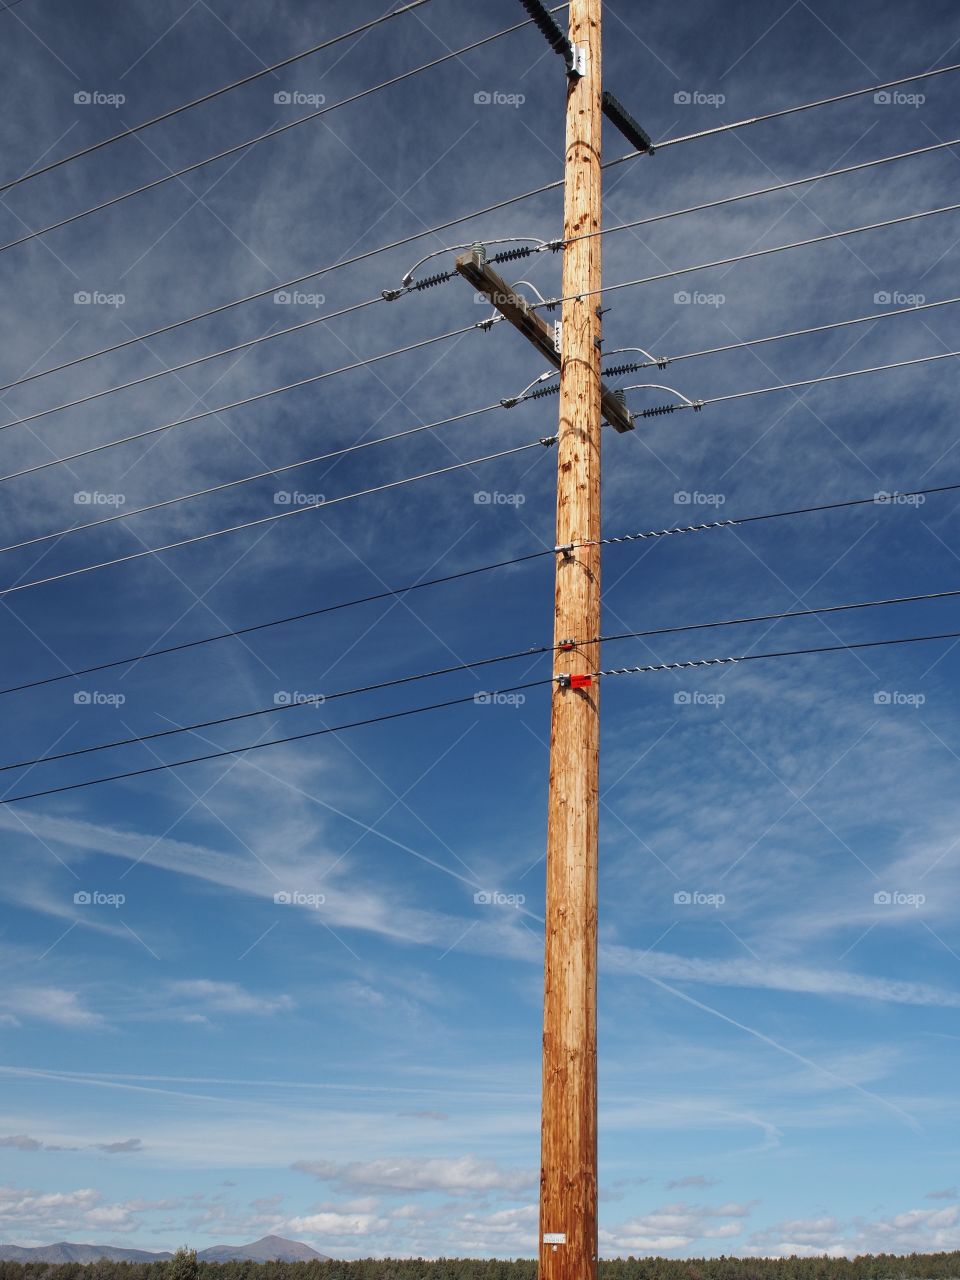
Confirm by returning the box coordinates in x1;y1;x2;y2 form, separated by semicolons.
553;320;563;356
568;43;587;78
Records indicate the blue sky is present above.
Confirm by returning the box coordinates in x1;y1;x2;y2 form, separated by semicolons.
1;0;960;1261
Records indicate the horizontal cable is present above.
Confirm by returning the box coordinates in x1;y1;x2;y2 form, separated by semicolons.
588;479;960;549
0;295;383;433
610;295;960;375
7;475;958;699
581;138;960;250
534;201;960;310
0;679;554;806
0;9;568;260
4;48;931;401
0;648;556;773
596;627;960;678
0;546;555;700
0;320;497;485
627;348;960;417
614;60;960;164
8;582;960;775
6;622;960;805
0;1;435;196
0;436;555;598
0;403;505;557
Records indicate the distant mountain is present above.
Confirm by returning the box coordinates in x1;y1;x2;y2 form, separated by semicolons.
0;1236;329;1265
0;1243;172;1263
198;1237;330;1263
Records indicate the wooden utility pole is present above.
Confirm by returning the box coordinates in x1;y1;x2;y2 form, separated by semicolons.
539;1;603;1278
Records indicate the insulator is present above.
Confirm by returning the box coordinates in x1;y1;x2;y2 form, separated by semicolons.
638;404;678;418
492;245;536;263
528;383;560;400
518;0;570;59
603;361;645;377
413;270;454;291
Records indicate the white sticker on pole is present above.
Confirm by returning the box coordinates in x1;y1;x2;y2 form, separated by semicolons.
543;1233;566;1245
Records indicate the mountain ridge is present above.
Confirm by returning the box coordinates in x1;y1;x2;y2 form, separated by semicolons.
0;1235;330;1265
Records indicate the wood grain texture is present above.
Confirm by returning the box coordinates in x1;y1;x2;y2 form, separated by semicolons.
539;1;602;1278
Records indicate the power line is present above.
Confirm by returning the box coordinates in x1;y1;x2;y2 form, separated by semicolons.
616;60;960;163
5;58;950;402
0;2;435;197
0;546;556;700
597;628;960;678
0;403;506;557
0;678;554;806
605;295;960;376
0;436;555;598
626;348;960;417
6;475;958;699
0;319;499;485
580;138;960;251
0;8;571;260
8;581;960;775
0;295;384;434
6;624;960;806
534;201;960;310
0;648;556;774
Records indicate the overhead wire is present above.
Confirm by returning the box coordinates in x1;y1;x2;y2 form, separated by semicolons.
0;319;501;485
5;625;960;805
5;475;960;698
6;582;960;775
0;1;436;196
0;435;555;599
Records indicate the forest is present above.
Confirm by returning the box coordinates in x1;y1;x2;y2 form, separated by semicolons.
3;1252;960;1280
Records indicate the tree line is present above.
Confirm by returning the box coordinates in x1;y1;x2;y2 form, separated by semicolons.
3;1249;960;1280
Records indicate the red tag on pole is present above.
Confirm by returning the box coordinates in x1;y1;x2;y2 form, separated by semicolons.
569;674;593;689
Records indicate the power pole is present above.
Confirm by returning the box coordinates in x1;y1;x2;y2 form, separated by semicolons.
538;1;603;1277
456;4;652;1274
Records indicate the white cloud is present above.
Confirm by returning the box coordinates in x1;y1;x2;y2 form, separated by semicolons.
292;1154;535;1196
